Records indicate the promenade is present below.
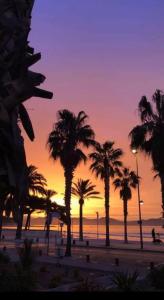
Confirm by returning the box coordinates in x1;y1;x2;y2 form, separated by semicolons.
0;228;164;291
0;228;164;271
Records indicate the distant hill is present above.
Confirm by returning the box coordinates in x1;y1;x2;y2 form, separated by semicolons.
72;217;163;226
27;216;163;226
72;217;123;225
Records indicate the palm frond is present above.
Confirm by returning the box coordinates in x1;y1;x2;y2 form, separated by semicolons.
90;141;123;180
72;178;100;201
27;165;47;197
138;96;154;122
113;167;137;201
129;125;147;150
47;109;95;171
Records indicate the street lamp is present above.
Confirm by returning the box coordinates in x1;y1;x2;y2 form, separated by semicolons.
132;148;144;250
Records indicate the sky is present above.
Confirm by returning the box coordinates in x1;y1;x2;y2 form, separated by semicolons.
24;0;164;220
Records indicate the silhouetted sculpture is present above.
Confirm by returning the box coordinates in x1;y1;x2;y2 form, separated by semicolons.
0;0;53;238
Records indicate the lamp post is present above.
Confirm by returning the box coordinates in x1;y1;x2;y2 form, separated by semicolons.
25;206;30;231
60;222;64;238
96;212;99;239
132;149;144;250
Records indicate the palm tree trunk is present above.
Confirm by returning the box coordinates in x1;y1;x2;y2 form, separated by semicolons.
104;170;110;247
64;169;73;257
25;210;33;231
123;200;128;243
25;212;30;231
45;210;50;239
105;202;110;246
79;200;83;241
160;174;164;227
15;205;24;239
46;222;50;239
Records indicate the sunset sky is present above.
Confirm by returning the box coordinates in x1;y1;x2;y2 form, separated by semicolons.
24;0;164;220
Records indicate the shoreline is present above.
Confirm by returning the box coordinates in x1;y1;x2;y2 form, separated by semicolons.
1;228;164;253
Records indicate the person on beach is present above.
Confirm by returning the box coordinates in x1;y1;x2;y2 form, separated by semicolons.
151;228;156;242
152;228;162;244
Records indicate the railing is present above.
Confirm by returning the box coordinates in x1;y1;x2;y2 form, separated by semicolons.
2;226;164;242
62;230;164;242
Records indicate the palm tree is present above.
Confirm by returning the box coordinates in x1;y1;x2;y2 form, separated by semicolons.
47;110;95;256
24;165;47;231
44;189;57;201
43;189;57;238
24;192;66;233
113;168;138;243
27;165;47;195
72;179;101;241
90;141;123;246
129;90;164;225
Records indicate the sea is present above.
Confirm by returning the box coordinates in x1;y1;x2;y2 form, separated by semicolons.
3;224;164;242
